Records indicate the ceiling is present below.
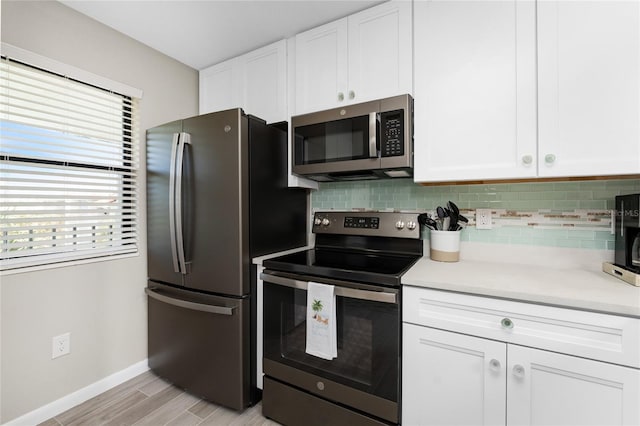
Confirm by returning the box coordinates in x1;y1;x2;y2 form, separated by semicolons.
60;0;385;70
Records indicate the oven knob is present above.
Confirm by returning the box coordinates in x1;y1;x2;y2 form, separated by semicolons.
314;217;322;226
321;218;330;226
407;221;417;230
395;220;405;230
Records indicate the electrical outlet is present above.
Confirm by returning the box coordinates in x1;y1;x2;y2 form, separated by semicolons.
52;332;71;359
476;209;492;230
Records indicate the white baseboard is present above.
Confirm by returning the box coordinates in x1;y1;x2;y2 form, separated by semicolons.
4;359;149;426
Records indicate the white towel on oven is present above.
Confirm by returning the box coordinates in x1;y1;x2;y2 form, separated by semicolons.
305;282;337;360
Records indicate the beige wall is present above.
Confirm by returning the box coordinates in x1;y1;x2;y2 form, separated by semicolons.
0;1;199;422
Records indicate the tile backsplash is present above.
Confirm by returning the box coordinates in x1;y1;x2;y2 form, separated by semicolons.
311;178;640;250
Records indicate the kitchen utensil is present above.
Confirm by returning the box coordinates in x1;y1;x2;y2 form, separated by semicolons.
448;208;458;231
436;206;447;230
457;214;469;229
418;213;438;231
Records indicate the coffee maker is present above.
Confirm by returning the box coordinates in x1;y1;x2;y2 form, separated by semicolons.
614;193;640;273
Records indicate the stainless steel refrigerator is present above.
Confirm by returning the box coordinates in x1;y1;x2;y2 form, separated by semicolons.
145;109;307;410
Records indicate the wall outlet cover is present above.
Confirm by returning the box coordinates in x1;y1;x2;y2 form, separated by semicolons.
476;209;492;230
52;332;71;359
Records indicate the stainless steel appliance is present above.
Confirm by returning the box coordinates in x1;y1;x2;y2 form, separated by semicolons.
614;193;640;272
146;110;307;410
292;94;413;182
261;211;423;425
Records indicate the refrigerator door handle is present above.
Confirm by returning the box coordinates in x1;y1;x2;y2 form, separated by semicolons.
175;132;191;274
169;132;180;273
145;287;236;316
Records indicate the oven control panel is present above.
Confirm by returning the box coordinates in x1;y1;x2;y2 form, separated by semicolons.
344;216;379;229
313;211;420;239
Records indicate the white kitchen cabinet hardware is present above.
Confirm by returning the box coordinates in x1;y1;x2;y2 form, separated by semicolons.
489;358;501;372
403;286;640;426
414;0;640;182
295;0;412;115
500;317;514;329
199;40;287;124
544;153;556;165
511;364;525;379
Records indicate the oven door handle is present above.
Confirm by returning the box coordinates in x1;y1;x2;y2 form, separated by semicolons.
260;273;397;304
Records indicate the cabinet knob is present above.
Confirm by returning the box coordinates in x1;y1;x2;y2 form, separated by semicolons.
513;364;525;379
544;154;556;164
337;92;344;102
348;90;355;100
522;155;533;165
501;318;514;329
489;359;501;372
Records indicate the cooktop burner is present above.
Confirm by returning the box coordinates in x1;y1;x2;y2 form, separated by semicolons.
263;211;423;287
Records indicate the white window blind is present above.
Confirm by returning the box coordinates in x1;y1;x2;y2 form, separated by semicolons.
0;56;139;271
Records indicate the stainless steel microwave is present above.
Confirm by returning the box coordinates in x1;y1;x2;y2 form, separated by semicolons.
292;94;413;181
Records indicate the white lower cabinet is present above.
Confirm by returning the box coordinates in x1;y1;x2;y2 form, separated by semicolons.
507;345;640;426
403;324;506;426
402;287;640;426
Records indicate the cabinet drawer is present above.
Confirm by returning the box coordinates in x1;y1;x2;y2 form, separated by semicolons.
403;286;640;368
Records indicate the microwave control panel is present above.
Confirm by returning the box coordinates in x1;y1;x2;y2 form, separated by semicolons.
380;110;404;157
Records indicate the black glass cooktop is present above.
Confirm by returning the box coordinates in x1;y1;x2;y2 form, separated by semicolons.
263;248;421;287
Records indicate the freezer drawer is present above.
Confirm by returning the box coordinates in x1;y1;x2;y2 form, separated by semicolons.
146;282;250;410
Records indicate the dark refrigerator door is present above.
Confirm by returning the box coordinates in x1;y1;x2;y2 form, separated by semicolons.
181;111;249;296
147;281;250;410
146;120;184;286
249;117;308;257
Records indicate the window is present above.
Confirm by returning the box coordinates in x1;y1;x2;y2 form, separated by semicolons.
0;56;139;271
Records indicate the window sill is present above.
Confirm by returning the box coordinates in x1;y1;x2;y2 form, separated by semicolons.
0;251;141;276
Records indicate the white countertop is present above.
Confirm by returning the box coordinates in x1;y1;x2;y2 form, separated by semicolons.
252;245;312;266
402;244;640;318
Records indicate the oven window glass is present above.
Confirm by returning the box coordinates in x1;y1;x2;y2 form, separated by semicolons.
294;116;371;165
263;281;399;402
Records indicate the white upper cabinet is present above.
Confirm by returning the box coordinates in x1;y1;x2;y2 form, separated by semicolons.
199;57;241;115
537;1;640;177
295;0;412;114
295;19;348;114
199;40;287;123
414;0;640;183
240;41;287;124
414;0;537;181
413;0;537;182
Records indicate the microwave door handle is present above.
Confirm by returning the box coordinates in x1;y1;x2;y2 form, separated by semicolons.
369;112;378;158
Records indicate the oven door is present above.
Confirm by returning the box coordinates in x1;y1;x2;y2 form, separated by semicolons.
261;271;400;423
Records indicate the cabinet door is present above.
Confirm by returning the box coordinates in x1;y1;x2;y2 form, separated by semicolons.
295;19;348;114
537;1;640;177
507;345;640;426
413;0;537;182
199;57;241;114
347;0;412;105
241;40;287;123
402;324;506;426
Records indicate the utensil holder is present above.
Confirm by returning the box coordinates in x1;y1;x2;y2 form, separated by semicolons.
430;230;461;262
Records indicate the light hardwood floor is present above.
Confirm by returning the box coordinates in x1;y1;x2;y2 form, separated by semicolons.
39;371;280;426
